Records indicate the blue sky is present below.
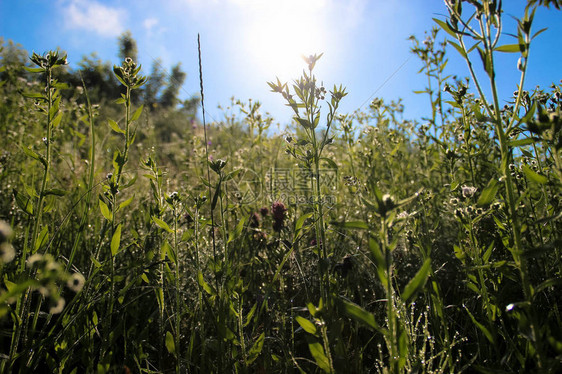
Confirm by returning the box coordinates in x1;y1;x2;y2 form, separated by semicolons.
1;0;561;128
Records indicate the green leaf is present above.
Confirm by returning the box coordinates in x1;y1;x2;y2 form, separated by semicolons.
34;226;49;252
13;189;34;215
164;241;177;264
198;270;215;296
447;40;467;58
494;44;522;53
465;306;494;343
44;189;67;197
108;119;125;134
368;237;386;278
339;299;380;331
331;220;369;230
23;67;44;73
228;215;247;244
152;216;173;233
295;316;317;335
22;146;41;162
508;138;535;147
244;303;258;327
432;18;458;38
306;337;332;373
535;277;562;295
295;212;314;233
398;329;409;369
131;105;144;122
99;198;113;221
532;27;547;40
91;255;102;268
522;165;548;184
320;157;338;170
211;180;221;211
21;91;45;98
111;224;122;256
155;286;164;315
118;194;135;210
296;117;312;129
401;258;431;303
483;242;494;263
165;331;175;355
454;244;466;261
477;179;499;206
247;332;265;364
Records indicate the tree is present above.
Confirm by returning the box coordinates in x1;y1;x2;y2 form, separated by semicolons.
118;30;138;63
159;63;186;108
144;58;166;110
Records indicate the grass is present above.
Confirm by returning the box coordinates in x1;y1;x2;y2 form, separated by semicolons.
1;1;562;373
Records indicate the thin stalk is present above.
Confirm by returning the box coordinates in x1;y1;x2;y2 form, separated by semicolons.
197;34;218;288
382;217;398;374
483;9;544;367
67;75;96;269
10;65;54;366
460;104;477;186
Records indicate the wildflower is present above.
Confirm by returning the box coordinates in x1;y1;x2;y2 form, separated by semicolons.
450;198;459;206
0;220;13;243
454;208;464;218
260;207;269;216
45;260;61;277
49;297;65;314
397;211;410;220
461;185;477;198
249;212;260;228
67;273;86;292
272;201;287;232
379;194;396;216
27;253;44;268
0;242;15;263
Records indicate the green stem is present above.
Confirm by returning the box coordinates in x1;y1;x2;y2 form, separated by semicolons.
10;65;54;366
68;77;96;270
484;11;544;367
173;206;181;373
382;217;398;373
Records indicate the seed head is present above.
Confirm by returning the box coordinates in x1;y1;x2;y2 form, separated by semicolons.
67;273;86;292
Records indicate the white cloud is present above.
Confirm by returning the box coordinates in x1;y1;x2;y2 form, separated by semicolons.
62;0;126;37
143;18;159;32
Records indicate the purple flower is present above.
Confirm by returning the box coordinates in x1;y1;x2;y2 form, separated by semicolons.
250;212;260;228
272;201;287;232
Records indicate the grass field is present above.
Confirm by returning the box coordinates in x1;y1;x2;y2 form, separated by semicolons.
1;1;561;372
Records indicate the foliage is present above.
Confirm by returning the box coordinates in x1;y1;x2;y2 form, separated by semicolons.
0;1;561;373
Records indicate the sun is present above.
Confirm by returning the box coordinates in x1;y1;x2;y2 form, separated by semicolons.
241;0;328;81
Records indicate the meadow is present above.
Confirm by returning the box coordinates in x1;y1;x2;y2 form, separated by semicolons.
1;1;561;372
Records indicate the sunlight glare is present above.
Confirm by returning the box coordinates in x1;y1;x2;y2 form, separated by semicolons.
241;0;328;80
